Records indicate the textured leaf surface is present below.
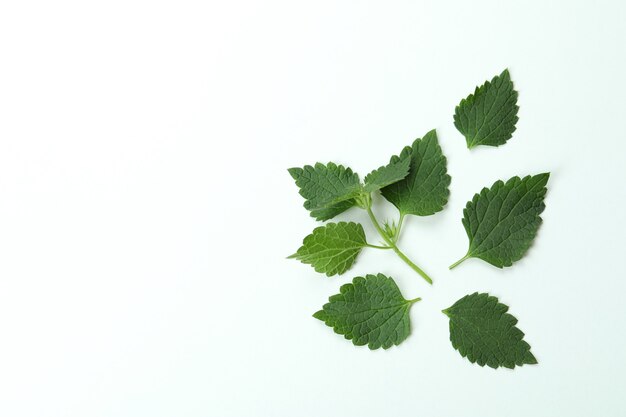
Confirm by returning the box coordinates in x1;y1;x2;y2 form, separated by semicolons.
454;69;519;148
314;274;419;349
288;163;361;220
380;130;450;216
310;200;355;222
443;293;537;369
289;222;367;276
363;156;410;193
456;173;549;268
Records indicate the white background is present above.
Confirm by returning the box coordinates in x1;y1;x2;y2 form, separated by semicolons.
1;1;625;416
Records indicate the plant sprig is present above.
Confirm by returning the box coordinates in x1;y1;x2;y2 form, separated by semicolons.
288;130;450;284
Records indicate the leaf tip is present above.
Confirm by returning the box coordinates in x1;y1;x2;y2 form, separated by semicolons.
533;172;551;188
287;167;301;179
525;351;538;365
312;310;326;321
425;128;438;138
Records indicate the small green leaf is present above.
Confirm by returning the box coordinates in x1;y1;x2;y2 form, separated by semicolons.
450;173;549;269
454;69;519;149
363;155;411;193
289;222;367;276
314;273;420;349
380;129;450;216
310;200;356;222
288;162;361;220
443;292;537;369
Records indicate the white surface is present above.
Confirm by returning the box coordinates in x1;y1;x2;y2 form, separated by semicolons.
1;1;625;416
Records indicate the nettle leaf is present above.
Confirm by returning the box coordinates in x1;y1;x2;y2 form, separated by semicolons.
362;155;411;193
288;222;367;276
454;69;519;149
310;200;355;222
380;129;450;216
314;273;420;349
288;162;361;221
443;293;537;369
451;173;549;269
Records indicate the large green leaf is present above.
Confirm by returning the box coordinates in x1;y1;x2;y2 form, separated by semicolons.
288;222;367;276
380;130;450;216
451;173;549;269
288;162;361;221
443;292;537;369
454;69;519;149
314;274;420;349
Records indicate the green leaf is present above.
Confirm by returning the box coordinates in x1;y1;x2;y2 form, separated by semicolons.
314;273;420;349
443;292;537;369
289;222;367;276
450;173;549;269
288;162;361;221
380;129;450;216
310;200;356;222
454;69;519;149
362;155;411;193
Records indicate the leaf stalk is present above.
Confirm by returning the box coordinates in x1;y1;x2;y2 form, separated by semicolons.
366;243;393;250
365;204;433;284
449;254;470;270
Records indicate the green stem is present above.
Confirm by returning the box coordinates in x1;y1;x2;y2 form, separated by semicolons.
407;297;422;304
366;243;392;250
392;246;433;284
365;206;433;285
449;254;470;270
